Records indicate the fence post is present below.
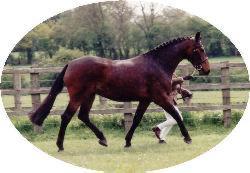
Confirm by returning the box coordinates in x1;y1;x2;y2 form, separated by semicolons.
180;66;191;106
124;102;133;134
221;61;231;127
30;70;41;110
13;71;22;114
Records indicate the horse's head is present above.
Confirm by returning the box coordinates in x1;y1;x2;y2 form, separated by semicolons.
186;32;210;75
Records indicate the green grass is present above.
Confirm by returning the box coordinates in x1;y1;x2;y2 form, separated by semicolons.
9;114;236;173
7;106;239;172
31;127;231;173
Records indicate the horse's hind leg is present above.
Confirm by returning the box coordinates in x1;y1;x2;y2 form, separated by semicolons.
78;94;107;147
56;101;79;151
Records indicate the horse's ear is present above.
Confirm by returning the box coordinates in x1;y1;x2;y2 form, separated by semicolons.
195;32;201;42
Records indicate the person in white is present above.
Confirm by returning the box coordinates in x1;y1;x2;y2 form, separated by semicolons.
152;77;193;143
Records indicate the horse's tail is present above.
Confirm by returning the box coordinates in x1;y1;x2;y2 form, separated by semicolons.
29;64;68;126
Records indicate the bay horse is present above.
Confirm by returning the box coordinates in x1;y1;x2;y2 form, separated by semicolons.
29;32;210;151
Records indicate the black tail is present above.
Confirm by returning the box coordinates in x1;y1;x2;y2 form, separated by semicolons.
29;65;68;126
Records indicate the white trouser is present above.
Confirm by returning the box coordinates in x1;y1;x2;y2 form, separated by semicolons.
157;105;183;140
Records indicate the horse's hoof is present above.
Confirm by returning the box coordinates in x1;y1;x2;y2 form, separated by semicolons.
184;137;192;144
58;148;64;152
99;139;108;147
159;140;166;144
124;143;131;148
56;141;64;151
33;124;43;133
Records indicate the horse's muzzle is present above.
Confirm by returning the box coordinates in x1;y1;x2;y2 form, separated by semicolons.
199;58;210;75
199;69;210;75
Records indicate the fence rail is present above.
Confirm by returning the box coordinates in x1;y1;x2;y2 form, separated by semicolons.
1;61;249;131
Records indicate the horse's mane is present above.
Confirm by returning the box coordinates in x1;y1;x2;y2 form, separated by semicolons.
143;36;192;56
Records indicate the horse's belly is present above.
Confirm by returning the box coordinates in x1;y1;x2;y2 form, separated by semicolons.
98;93;139;102
96;85;148;102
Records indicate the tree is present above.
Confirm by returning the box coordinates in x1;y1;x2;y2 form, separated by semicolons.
13;22;58;64
10;1;240;66
108;0;134;59
135;2;160;50
33;22;59;58
13;31;34;64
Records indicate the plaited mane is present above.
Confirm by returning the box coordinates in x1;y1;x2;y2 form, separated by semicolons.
144;36;192;56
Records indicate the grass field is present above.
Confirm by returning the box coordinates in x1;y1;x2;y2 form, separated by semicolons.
8;111;238;173
29;126;232;173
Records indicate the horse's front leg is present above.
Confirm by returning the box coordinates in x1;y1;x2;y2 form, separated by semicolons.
154;94;192;144
125;101;150;148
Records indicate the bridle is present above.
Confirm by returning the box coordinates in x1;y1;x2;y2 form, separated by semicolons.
194;57;208;71
191;46;208;71
174;42;209;100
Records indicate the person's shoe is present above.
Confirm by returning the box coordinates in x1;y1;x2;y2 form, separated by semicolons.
152;127;161;140
159;139;166;144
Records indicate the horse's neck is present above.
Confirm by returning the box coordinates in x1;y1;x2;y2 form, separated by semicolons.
156;47;184;76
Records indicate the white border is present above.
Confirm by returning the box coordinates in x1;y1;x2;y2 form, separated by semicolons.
0;0;249;173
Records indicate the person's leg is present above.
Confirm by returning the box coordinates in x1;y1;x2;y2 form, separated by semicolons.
159;125;173;141
157;111;177;129
152;111;168;140
152;111;177;141
158;111;177;141
154;107;183;142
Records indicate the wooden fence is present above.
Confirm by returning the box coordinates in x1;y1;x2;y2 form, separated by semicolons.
1;61;249;132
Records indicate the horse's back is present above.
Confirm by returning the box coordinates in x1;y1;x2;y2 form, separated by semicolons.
64;56;110;86
68;56;111;70
64;56;142;83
